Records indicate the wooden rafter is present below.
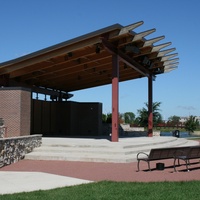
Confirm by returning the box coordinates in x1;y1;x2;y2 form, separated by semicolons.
0;21;179;93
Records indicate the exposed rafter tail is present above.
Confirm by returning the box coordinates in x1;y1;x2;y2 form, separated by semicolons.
157;48;176;57
164;66;178;73
152;42;172;52
132;29;156;41
119;21;144;35
163;58;179;65
161;53;178;61
164;62;179;69
143;36;165;47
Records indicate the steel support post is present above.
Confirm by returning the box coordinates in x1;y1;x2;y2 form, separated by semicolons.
111;54;119;142
148;74;153;137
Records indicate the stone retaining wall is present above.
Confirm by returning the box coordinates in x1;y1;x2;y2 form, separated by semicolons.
102;123;147;137
0;134;42;168
0;126;6;138
102;123;160;137
191;131;200;136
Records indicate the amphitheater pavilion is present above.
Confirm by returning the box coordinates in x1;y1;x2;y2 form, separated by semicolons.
0;21;178;142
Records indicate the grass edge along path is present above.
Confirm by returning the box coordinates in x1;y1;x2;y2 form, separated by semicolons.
1;180;200;200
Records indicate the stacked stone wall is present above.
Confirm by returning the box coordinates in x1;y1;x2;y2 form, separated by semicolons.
0;134;42;168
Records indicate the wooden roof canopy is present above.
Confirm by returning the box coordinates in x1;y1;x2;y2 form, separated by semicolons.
0;21;178;99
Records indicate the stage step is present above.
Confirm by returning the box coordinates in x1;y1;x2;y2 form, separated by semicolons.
25;137;199;163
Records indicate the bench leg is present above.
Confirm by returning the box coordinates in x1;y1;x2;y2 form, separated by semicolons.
185;160;190;172
137;160;140;172
174;158;177;172
188;160;191;166
174;158;190;172
137;160;151;171
147;161;151;171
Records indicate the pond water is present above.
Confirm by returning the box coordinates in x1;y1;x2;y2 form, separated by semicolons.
160;131;191;138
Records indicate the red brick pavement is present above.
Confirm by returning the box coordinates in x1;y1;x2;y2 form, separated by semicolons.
1;158;200;182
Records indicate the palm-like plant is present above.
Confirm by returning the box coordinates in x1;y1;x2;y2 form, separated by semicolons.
136;102;162;127
185;115;199;133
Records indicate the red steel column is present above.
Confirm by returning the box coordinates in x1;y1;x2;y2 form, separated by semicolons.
148;74;153;137
111;54;119;142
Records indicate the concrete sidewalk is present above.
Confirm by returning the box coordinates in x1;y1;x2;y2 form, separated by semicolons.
0;171;92;195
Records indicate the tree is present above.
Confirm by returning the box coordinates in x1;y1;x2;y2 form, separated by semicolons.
168;115;180;123
106;113;112;123
119;113;124;124
152;102;163;126
136;107;148;127
136;102;162;127
102;114;107;123
124;112;135;124
185;115;199;133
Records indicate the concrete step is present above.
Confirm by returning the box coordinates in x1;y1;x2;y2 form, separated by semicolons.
25;137;199;163
36;137;185;149
25;151;136;163
32;138;194;155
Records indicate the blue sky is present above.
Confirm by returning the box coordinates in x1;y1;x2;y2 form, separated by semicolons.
0;0;199;120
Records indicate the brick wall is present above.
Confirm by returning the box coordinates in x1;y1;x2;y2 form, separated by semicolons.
0;87;31;137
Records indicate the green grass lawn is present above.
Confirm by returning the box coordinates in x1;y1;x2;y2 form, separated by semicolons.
1;181;200;200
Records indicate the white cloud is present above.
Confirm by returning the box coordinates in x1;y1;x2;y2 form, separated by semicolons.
177;106;196;111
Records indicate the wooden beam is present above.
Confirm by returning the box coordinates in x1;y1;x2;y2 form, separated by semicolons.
10;46;99;78
157;48;176;57
101;38;150;77
161;53;178;61
132;29;156;42
163;58;179;65
164;67;178;73
118;21;144;35
152;42;172;52
22;54;112;83
164;63;179;69
0;36;102;75
143;36;165;47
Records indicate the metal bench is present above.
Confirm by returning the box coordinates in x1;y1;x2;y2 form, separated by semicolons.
137;146;190;171
174;145;200;172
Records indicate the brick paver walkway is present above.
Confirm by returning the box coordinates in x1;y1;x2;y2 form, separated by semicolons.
1;158;200;182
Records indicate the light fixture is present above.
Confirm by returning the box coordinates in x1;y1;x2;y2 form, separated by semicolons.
125;45;140;54
68;52;73;57
142;56;153;68
95;44;101;53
